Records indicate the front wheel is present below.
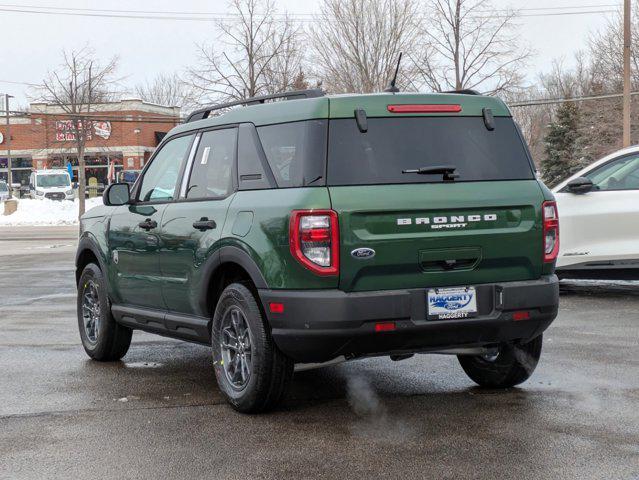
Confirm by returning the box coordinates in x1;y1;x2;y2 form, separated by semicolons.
211;283;293;413
458;334;543;388
77;263;132;361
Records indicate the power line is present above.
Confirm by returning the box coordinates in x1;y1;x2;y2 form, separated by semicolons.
0;2;622;16
509;91;639;107
0;79;38;87
0;5;620;22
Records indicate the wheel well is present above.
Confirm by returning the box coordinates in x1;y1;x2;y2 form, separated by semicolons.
207;262;258;315
76;248;99;284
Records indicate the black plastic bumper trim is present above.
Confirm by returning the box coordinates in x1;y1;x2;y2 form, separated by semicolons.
259;275;559;362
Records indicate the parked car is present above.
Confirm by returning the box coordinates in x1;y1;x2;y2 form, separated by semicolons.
29;170;74;200
76;89;559;413
0;181;10;201
553;146;639;280
116;170;141;185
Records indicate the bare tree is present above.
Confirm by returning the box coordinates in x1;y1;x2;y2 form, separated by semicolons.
135;73;198;112
34;47;119;217
187;0;303;103
309;0;420;93
414;0;530;95
588;3;639;91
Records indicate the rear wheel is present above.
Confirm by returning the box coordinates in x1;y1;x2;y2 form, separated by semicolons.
211;282;293;413
77;263;132;361
458;334;543;388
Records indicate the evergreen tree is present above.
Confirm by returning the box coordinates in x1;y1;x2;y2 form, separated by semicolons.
541;101;583;187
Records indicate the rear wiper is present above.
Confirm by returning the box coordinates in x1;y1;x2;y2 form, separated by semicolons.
402;165;459;181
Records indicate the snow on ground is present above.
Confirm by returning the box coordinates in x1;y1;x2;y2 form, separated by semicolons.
0;198;103;227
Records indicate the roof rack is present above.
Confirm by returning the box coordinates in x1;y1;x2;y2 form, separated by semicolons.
444;89;481;96
185;89;325;123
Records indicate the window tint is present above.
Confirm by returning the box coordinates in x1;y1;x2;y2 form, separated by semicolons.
186;128;237;199
257;120;327;188
138;134;193;202
585;154;639;191
327;117;534;185
238;123;273;190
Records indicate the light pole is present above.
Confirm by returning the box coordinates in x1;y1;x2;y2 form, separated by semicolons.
623;0;632;147
3;93;13;195
133;128;141;169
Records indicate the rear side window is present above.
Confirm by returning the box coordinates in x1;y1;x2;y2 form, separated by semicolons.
327;117;534;185
186;128;237;199
257;120;327;188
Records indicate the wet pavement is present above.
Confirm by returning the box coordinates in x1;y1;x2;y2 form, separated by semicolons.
1;226;638;479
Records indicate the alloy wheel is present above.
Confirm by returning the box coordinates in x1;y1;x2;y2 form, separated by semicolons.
81;280;101;344
220;306;253;390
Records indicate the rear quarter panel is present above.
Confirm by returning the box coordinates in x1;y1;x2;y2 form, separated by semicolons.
222;187;337;289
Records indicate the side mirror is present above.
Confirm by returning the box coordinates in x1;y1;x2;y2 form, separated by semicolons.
566;177;593;194
103;183;130;206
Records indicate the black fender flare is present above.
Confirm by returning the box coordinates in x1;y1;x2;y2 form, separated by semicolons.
197;245;268;316
75;235;107;284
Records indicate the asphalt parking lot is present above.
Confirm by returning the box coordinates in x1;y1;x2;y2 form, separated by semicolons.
1;226;638;480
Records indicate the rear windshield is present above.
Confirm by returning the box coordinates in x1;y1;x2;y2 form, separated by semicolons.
327;117;534;185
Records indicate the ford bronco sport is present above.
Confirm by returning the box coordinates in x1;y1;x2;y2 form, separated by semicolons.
76;89;559;413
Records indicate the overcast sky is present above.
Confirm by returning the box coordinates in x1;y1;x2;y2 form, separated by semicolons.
0;1;618;108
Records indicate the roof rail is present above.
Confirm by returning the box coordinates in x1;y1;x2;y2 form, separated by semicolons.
185;89;325;123
444;89;481;96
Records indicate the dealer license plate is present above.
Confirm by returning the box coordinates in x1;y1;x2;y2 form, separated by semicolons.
427;287;477;319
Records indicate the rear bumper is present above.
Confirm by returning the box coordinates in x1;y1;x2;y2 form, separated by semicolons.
259;275;559;363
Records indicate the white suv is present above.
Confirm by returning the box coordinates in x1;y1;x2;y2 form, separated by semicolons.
29;170;74;201
553;146;639;279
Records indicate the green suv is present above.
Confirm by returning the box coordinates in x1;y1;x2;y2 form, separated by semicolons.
76;89;559;412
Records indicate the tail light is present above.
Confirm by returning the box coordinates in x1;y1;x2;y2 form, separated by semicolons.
542;201;559;262
289;210;339;276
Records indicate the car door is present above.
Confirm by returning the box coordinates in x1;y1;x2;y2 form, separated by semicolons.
108;133;195;309
555;152;639;269
159;126;238;315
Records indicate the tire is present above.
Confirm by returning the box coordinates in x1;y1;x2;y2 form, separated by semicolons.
458;334;543;388
211;282;293;413
77;262;132;361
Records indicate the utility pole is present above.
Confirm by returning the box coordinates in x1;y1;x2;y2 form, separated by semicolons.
3;94;13;195
623;0;632;147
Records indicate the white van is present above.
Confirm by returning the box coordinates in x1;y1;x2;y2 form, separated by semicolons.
29;170;74;200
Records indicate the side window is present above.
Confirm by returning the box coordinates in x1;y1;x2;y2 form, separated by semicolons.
186;128;237;199
237;123;274;190
585;154;639;191
257;120;327;188
138;134;193;202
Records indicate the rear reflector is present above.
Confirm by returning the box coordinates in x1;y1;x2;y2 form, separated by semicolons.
387;104;462;113
269;302;284;314
375;322;396;332
512;311;530;321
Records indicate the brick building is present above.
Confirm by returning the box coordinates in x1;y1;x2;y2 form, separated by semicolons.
0;99;180;187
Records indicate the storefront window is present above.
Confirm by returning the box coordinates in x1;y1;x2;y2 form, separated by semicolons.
0;157;33;185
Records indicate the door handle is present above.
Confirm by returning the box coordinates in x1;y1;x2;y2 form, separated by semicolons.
138;218;157;230
193;217;217;231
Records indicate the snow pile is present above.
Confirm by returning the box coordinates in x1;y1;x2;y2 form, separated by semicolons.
0;197;103;227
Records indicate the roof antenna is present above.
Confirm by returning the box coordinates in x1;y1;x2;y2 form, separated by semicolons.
384;52;403;93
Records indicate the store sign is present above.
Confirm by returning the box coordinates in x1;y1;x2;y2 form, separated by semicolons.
94;121;111;140
0;131;3;144
55;120;112;141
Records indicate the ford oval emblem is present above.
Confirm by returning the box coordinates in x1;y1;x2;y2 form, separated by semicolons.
351;247;375;259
